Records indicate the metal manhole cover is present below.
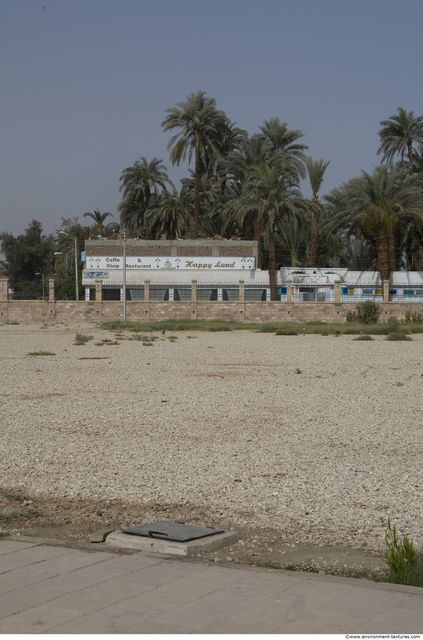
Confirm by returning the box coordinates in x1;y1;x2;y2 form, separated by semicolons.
122;521;224;543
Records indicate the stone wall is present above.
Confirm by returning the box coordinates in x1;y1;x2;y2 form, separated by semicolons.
86;239;257;258
1;300;423;324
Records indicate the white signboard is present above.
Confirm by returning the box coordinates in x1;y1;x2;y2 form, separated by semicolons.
85;256;256;270
84;271;109;279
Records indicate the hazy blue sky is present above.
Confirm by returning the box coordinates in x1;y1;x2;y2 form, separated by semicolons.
1;0;422;239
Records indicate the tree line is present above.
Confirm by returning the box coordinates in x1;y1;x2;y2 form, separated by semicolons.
1;93;423;300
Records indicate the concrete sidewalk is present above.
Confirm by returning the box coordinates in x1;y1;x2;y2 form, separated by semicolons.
0;536;422;634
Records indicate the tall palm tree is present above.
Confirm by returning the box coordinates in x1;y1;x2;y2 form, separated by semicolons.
259;117;308;179
83;209;112;234
324;165;423;280
145;190;192;240
304;156;330;266
118;157;174;237
162;90;227;238
223;163;303;299
378;107;423;175
223;136;271;266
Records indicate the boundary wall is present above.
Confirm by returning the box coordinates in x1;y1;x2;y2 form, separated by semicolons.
1;300;423;324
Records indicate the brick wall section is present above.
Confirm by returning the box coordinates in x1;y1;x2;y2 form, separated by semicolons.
86;239;257;259
2;300;423;323
218;245;254;256
176;246;213;256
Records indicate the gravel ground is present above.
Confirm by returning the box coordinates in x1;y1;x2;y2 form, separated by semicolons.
1;321;422;566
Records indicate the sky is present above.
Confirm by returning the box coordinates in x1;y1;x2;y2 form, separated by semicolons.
1;0;423;240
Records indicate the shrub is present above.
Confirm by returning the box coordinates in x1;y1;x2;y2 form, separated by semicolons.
386;332;412;341
353;335;373;341
387;316;400;333
404;309;423;323
354;300;382;324
346;310;357;323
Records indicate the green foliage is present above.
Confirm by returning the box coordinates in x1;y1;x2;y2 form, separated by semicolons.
384;518;423;586
386;316;400;332
74;333;93;345
386;332;412;341
275;328;298;335
353;300;382;324
0;220;55;298
404;309;423;323
408;324;423;333
27;351;56;356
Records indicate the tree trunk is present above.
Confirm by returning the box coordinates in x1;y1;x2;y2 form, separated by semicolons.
408;139;414;176
388;227;397;273
254;215;262;269
144;186;151;239
269;225;277;301
194;139;200;238
377;229;390;281
310;222;318;267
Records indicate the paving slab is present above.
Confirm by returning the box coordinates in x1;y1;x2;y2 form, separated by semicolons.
0;537;422;635
0;539;38;555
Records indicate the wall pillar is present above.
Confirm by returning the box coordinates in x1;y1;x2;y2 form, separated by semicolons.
0;278;9;301
286;277;293;303
48;279;55;302
144;280;150;302
239;280;244;302
95;279;102;302
191;280;197;302
383;280;390;303
334;279;341;303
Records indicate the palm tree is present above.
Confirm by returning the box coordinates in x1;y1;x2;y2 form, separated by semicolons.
259;117;308;179
162;90;227;238
324;165;423;280
378;107;423;175
304;156;330;266
223;163;303;299
83;209;112;234
145;190;192;240
118;158;174;237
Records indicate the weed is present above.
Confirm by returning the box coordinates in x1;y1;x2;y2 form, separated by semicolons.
386;332;412;341
275;328;298;336
353;335;374;341
168;336;178;341
74;333;93;345
27;351;56;356
295;368;302;374
383;518;423;587
5;321;19;325
0;509;43;526
143;342;154;346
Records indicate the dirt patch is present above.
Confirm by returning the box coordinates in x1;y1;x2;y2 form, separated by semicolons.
0;486;385;577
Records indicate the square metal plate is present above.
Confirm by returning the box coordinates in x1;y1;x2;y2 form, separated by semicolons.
122;521;224;543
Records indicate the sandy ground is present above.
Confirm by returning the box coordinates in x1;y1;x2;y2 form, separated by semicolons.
0;321;422;574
